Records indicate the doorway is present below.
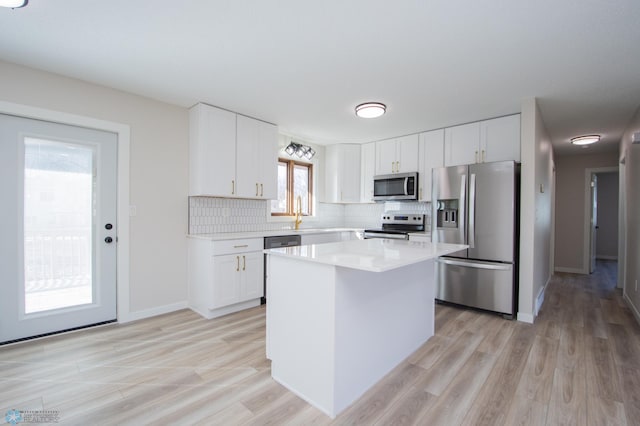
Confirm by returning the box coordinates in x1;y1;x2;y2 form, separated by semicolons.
0;114;118;343
584;166;619;276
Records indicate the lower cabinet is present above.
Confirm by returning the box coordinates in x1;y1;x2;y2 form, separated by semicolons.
188;237;264;319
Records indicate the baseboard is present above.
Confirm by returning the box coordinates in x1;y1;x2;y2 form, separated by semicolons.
517;312;534;324
554;266;586;274
624;292;640;327
119;301;188;323
189;299;261;320
596;255;618;260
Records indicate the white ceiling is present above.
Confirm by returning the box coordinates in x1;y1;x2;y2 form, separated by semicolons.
1;1;639;155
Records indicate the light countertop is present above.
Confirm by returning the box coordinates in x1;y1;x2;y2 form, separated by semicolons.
265;239;465;273
189;228;430;241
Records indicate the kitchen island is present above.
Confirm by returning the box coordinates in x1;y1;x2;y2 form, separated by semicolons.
264;238;466;418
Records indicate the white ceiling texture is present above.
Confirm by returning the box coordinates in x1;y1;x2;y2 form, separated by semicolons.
1;0;639;155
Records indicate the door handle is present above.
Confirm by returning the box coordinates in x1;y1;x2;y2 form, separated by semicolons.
437;258;512;271
459;174;466;244
236;256;240;272
242;255;246;271
256;183;259;196
260;183;263;197
232;180;235;195
469;173;476;249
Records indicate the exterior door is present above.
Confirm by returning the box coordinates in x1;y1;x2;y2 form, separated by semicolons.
0;114;117;343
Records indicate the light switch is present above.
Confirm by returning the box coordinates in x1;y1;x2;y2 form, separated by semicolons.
539;183;544;193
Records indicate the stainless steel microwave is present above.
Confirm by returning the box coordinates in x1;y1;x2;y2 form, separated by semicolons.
373;172;418;201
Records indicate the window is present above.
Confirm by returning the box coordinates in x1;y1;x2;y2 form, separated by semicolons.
271;158;313;216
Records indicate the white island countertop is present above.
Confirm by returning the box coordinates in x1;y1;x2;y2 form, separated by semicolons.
265;238;467;273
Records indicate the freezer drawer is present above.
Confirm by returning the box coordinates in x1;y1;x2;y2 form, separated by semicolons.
436;257;514;316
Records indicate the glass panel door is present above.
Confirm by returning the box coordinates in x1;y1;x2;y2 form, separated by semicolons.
0;114;117;344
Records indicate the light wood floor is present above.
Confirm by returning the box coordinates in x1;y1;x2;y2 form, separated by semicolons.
2;260;639;425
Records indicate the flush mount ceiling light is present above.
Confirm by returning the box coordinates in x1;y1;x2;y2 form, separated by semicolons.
355;102;386;118
570;135;600;145
0;0;28;8
285;142;315;160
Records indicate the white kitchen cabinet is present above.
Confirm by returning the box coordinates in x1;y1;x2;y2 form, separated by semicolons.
189;103;237;196
375;134;419;175
480;114;521;163
418;129;444;202
236;114;278;199
189;103;278;199
444;114;520;166
360;142;376;203
188;237;264;319
325;144;361;203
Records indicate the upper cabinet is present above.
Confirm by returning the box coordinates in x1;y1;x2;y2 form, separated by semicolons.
189;103;278;198
418;129;444;202
375;134;419;175
444;114;520;167
236;115;278;199
360;142;376;203
325;144;361;203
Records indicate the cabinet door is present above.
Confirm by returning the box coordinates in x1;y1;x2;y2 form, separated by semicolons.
189;104;236;196
375;139;397;175
419;129;444;201
480;114;521;163
258;121;278;199
239;252;264;301
236;115;262;198
444;122;480;167
360;142;376;202
396;134;419;173
324;144;340;203
212;254;240;308
340;144;361;202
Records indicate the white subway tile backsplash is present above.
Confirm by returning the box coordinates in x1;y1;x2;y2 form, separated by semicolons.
188;197;431;234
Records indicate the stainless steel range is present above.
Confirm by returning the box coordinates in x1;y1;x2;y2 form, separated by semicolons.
363;213;425;240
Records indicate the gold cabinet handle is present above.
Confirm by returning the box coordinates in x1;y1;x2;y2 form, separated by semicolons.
242;255;246;271
260;183;263;197
397;161;400;172
236;256;240;272
232;180;235;195
391;161;395;173
233;244;249;248
256;183;259;196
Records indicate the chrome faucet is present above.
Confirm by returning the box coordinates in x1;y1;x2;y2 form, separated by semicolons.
294;196;303;230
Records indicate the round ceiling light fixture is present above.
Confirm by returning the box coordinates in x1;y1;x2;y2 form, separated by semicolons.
570;135;600;145
0;0;28;8
355;102;386;118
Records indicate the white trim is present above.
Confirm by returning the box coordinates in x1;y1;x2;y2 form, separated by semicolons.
618;157;626;289
125;301;188;323
0;100;131;323
554;266;586;274
624;292;640;327
583;166;618;275
517;312;534;323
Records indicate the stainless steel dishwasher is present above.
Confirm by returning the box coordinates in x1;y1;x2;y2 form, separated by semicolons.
263;234;301;304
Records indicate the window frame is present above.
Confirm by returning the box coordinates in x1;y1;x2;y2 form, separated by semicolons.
271;158;313;217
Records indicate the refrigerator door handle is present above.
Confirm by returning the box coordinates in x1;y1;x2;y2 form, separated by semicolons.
469;173;476;248
459;174;466;244
437;258;512;271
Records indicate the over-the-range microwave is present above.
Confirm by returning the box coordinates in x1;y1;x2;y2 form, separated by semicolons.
373;172;418;201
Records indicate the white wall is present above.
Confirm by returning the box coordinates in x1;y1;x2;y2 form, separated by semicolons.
619;106;640;323
518;98;555;323
0;60;189;320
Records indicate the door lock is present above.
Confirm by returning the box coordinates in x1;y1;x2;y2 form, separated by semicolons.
105;237;113;243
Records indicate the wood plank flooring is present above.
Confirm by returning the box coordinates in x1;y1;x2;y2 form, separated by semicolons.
1;260;639;425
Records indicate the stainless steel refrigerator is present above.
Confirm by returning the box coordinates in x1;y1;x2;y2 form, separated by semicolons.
432;160;519;318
